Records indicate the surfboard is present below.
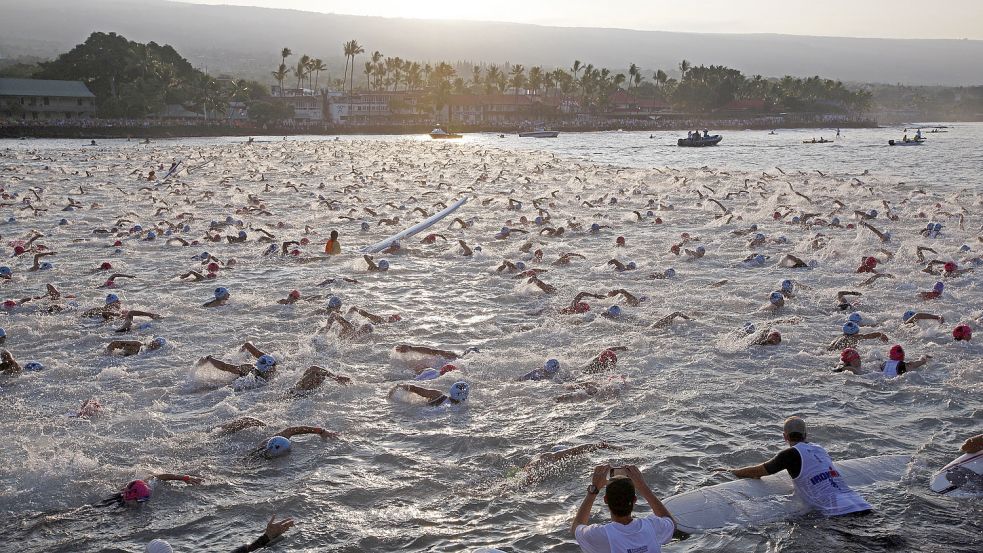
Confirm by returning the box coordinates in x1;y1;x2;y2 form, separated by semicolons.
663;454;909;533
160;160;183;181
929;451;983;494
361;197;469;253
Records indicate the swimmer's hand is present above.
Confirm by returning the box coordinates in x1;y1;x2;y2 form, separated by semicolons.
183;475;204;485
264;513;295;540
317;428;340;440
596;441;624;451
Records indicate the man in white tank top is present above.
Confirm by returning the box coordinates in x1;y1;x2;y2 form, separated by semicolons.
572;464;678;553
719;416;872;517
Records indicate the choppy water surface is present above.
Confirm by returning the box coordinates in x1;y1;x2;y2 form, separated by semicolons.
0;125;980;552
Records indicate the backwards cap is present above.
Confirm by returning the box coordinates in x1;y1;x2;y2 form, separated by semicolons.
783;416;807;437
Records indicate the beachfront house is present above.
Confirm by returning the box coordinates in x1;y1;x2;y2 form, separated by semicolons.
272;85;325;121
0;78;96;122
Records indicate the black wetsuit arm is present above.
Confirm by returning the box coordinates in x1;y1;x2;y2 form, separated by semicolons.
762;447;802;479
231;533;270;553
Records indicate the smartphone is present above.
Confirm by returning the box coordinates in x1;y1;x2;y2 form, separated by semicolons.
609;466;629;479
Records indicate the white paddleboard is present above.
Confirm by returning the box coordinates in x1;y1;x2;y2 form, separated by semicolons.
361;197;468;253
664;454;909;533
929;451;983;494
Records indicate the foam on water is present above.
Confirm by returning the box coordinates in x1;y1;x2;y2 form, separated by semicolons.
0;129;981;552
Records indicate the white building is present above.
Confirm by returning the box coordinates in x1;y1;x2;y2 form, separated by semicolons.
0;78;96;121
271;86;324;121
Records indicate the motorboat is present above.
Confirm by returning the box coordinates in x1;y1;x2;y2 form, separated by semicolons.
518;128;559;138
429;127;462;139
678;134;722;147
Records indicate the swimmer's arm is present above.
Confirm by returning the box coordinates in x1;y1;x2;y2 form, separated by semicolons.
279;426;338;439
906;355;931;370
204;357;250;376
126;310;162;320
907;313;944;324
727;464;769;479
348;307;384;324
308;365;351;385
836;291;862;301
240;342;265;359
401;345;459;359
362;255;377;270
154;473;203;485
219;417;267;434
573;292;605;303
106;340;141;352
396;384;444;400
859;332;889;342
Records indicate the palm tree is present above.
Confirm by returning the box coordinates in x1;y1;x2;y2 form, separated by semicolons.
527;66;544;96
364;61;373;90
342;41;354;94
294;58;308;90
310;58;326;90
678;59;691;79
470;65;482;89
280;47;292;68
484;65;501;95
271;63;288;94
628;63;638;92
571;60;583;82
348;40;364;96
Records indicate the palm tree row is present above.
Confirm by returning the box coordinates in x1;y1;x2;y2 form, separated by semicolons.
271;47;327;94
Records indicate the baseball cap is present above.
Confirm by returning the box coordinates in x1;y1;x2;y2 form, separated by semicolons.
783;416;806;436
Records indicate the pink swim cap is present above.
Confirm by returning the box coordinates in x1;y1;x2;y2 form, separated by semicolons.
123;479;152;502
300;237;310;246
290;249;300;256
953;324;972;341
840;348;860;364
944;261;957;272
113;240;123;247
288;290;301;299
388;314;402;322
100;262;113;270
599;349;618;366
889;344;905;361
206;262;220;272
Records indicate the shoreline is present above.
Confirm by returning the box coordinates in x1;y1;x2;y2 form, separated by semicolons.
0;120;878;140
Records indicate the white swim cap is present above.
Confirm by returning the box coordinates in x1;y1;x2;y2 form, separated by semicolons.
145;539;173;553
264;436;291;458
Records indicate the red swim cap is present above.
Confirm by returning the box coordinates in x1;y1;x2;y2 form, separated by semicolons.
840;348;860;364
206;272;217;279
123;480;152;502
104;280;115;288
953;324;972;341
288;290;301;299
681;232;690;239
206;262;220;272
3;299;16;308
13;245;25;255
654;217;663;224
944;261;957;272
290;249;301;256
100;262;113;270
846;224;855;229
300;237;310;246
670;244;681;255
388;314;402;322
113;240;123;247
439;364;458;375
889;344;905;361
616;236;626;246
599;349;618;366
863;256;878;268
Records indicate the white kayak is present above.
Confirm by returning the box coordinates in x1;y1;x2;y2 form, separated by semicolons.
361;197;468;253
663;454;909;533
930;451;983;494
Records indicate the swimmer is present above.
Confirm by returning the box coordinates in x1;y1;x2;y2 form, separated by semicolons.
324;230;341;254
323;312;374;341
200;342;277;381
458;240;475;256
918;281;945;300
519;442;621;483
835;290;862;311
73;398;103;418
1;349;23;374
388;381;470;407
647;268;676;280
554;252;586;266
96;474;202;508
962;434;983;454
107;336;167;356
226;230;248;243
420;233;447;244
827;321;888;350
684;245;706;259
115;310;163;332
82;293;124;320
229;514;296;553
292;365;352;393
880;344;930;377
28;251;56;271
555;376;626;403
179;270;214;282
650;312;691;329
204;286;230;307
393;344;479;361
606;289;644;307
526;275;557;294
496;260;527;273
778;254;810;269
346;306;401;324
750;329;782;346
902;310;944;325
581;347;626;374
952;324;972;341
363;255;390;272
832;348;862;374
518;358;561;381
606;259;637;272
560;291;605;314
764;291;785;311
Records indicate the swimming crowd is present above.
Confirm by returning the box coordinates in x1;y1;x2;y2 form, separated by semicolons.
0;138;979;552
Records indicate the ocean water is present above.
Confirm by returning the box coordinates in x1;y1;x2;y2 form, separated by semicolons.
0;124;980;552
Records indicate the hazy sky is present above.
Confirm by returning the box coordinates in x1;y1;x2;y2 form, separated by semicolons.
173;0;983;39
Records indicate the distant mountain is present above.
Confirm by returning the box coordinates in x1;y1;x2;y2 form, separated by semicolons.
1;0;981;86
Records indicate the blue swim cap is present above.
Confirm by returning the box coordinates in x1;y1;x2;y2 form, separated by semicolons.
696;246;706;254
843;321;860;335
749;224;758;231
626;261;637;270
607;305;622;317
960;244;971;252
754;233;765;241
664;268;676;277
361;222;370;231
848;312;862;323
199;251;210;260
883;231;892;242
414;368;440;381
544;358;560;375
183;224;191;232
933;281;944;293
133;224;142;232
7;217;15;223
0;328;6;338
214;287;230;299
377;260;389;271
791;216;800;223
0;266;10;276
164;229;172;236
236;219;244;226
933;223;942;231
106;293;120;305
742;322;756;334
449;381;470;402
590;223;600;232
59;218;68;226
902;310;916;322
769;291;783;305
238;230;247;238
146;231;156;240
515;261;526;270
264;436;291;458
225;216;234;224
868;209;877;217
926;222;935;230
39;262;53;270
646;210;654;217
831;217;840;225
499;226;510;235
150;336;166;348
753;254;765;264
781;279;794;292
534;216;543;225
327;296;342;309
24;361;44;371
255;354;277;374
